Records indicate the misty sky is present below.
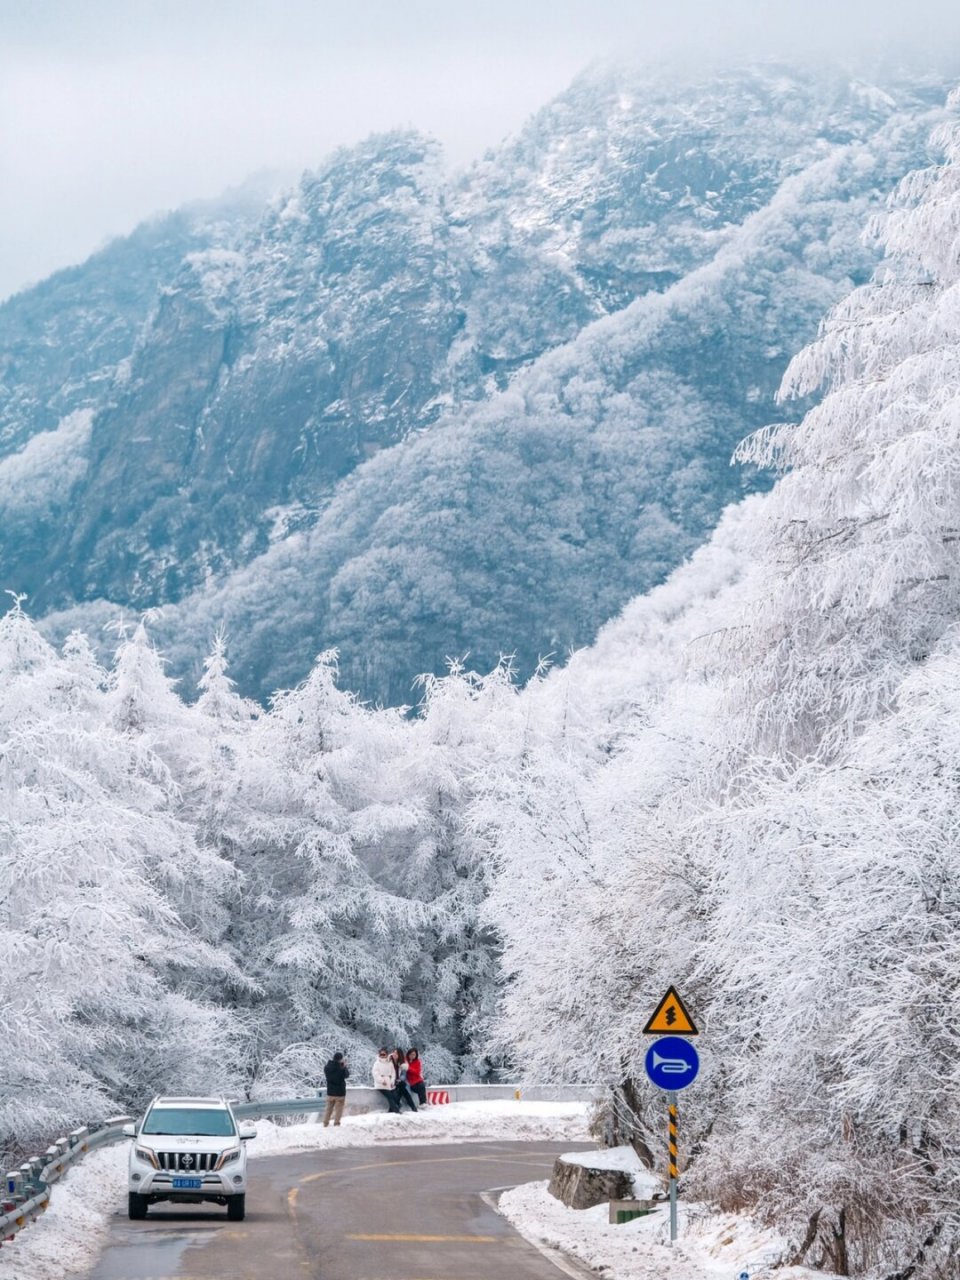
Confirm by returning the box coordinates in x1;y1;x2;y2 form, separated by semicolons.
2;0;959;302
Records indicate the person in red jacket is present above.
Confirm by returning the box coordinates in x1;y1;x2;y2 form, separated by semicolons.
406;1048;427;1107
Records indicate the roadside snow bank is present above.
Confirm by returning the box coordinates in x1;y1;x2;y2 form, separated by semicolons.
250;1099;591;1155
0;1143;126;1280
498;1179;839;1280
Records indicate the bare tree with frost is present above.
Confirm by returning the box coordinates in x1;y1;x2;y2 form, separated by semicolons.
694;644;960;1276
480;89;960;1277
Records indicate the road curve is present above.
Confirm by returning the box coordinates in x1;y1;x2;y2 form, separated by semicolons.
86;1139;594;1280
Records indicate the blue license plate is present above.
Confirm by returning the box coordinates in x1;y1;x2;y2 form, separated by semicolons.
172;1177;202;1189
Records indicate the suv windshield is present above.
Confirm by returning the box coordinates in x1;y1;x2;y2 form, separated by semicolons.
141;1108;236;1137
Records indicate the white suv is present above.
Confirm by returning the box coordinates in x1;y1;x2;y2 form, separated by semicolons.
125;1096;256;1221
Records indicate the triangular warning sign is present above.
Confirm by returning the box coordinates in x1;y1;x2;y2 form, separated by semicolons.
643;986;699;1036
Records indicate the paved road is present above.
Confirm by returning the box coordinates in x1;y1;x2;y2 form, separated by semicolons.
87;1140;593;1280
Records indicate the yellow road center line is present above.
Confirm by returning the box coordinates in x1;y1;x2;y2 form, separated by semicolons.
300;1152;558;1184
346;1232;498;1243
287;1185;300;1217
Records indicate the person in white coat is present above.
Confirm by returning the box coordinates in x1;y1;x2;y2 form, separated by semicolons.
373;1047;400;1113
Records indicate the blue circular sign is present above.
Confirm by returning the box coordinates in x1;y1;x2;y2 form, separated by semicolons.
644;1036;700;1091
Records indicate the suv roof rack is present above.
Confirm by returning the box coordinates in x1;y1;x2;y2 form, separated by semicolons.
153;1096;227;1106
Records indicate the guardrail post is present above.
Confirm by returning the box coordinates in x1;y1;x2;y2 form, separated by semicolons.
43;1145;61;1183
19;1160;38;1196
18;1164;34;1194
68;1126;89;1149
2;1198;18;1241
4;1173;23;1201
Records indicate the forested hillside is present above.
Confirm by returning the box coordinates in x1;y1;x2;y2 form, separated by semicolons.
4;81;960;1279
2;61;953;701
0;601;520;1149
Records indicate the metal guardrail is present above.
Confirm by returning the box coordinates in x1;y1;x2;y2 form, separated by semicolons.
231;1097;325;1120
232;1083;601;1119
1;1117;133;1246
1;1085;598;1249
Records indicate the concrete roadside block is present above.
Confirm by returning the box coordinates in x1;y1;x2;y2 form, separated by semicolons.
609;1198;661;1224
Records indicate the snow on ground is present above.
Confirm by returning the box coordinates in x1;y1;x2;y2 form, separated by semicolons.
250;1098;591;1155
0;1143;126;1280
498;1178;841;1280
0;1103;841;1280
0;1101;589;1280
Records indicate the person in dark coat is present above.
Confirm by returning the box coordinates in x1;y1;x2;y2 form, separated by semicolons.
323;1052;349;1127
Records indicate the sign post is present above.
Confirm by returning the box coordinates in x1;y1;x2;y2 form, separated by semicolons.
668;1092;678;1243
642;988;700;1246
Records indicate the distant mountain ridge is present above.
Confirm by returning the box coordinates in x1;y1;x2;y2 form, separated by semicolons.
2;60;955;701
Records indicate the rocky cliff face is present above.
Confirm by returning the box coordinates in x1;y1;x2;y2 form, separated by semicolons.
1;61;954;701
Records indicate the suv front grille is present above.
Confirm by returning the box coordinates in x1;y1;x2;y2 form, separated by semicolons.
157;1151;219;1172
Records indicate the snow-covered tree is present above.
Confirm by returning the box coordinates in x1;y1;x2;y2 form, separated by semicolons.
728;90;960;761
479;87;960;1278
225;651;425;1093
0;602;241;1157
394;659;530;1079
106;618;239;960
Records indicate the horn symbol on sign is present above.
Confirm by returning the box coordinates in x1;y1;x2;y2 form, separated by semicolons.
651;1050;694;1074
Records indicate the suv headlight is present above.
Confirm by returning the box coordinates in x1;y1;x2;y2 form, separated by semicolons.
134;1146;159;1169
216;1148;241;1171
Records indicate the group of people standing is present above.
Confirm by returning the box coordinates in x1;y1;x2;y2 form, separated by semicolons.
373;1047;427;1113
321;1047;428;1126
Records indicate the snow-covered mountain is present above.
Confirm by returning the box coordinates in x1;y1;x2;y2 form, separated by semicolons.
2;60;954;700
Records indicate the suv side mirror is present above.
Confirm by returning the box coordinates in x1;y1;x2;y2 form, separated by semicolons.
122;1123;136;1138
239;1124;257;1141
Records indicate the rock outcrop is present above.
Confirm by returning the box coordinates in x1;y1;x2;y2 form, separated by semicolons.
548;1155;638;1211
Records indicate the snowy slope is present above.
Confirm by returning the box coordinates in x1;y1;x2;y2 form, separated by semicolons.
4;60;955;702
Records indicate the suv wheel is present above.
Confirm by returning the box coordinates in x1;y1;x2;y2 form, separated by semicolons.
128;1192;149;1220
227;1194;245;1222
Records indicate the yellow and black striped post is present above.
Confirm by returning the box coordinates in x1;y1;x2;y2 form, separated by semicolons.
667;1090;678;1242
